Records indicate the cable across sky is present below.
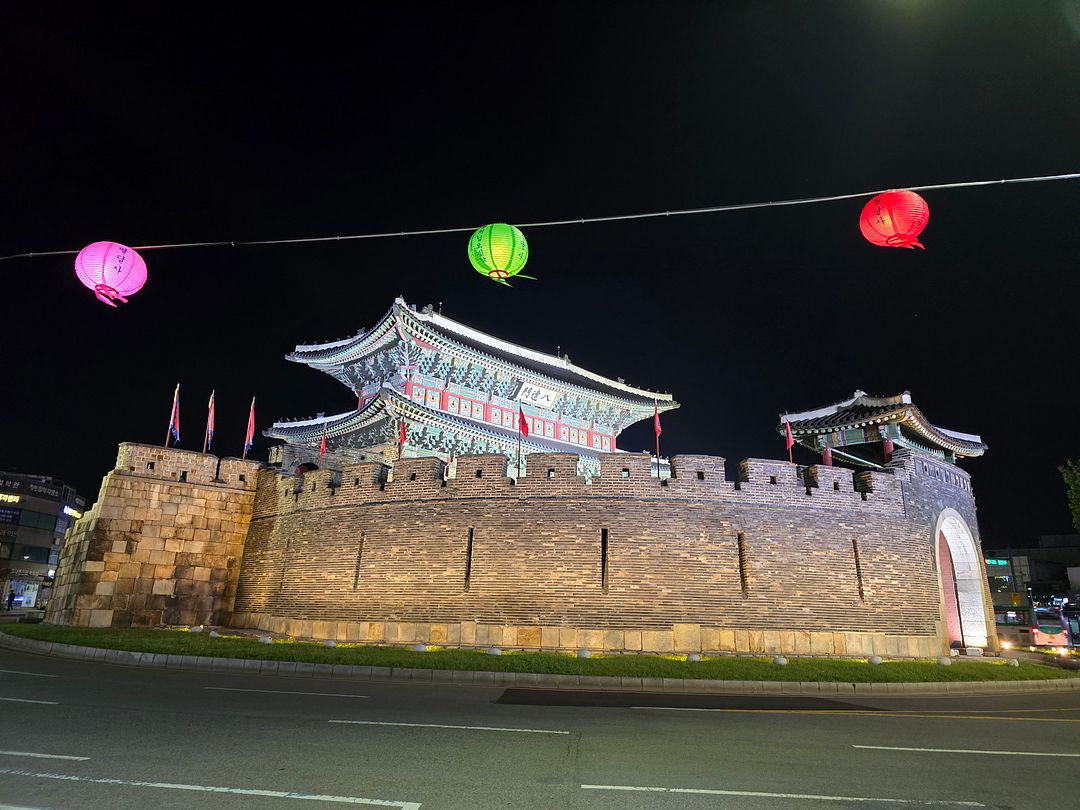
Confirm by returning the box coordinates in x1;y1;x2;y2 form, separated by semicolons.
3;171;1078;262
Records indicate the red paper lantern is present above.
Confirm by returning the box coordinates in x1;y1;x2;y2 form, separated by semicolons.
859;190;929;250
74;241;148;306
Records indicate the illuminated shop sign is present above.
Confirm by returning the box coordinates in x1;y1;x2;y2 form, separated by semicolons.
0;475;61;500
511;380;559;408
0;493;19;504
62;505;82;518
985;558;1008;566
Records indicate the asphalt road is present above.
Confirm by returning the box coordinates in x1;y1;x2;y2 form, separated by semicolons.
0;649;1078;810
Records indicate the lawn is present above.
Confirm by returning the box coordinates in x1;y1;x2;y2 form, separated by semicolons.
2;624;1075;682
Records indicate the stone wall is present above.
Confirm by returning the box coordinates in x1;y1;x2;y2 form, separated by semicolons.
47;443;992;657
229;447;989;657
46;444;261;627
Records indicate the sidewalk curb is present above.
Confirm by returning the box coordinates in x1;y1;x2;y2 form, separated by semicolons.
2;631;1078;696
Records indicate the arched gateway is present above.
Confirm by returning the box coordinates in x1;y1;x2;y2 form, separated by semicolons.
935;508;990;649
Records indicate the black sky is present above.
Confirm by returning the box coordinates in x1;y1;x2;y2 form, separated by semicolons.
3;2;1079;544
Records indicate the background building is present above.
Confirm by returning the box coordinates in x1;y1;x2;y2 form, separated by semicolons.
0;471;84;609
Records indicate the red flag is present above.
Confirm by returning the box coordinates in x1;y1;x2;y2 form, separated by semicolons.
203;390;215;453
399;419;407;450
166;383;181;447
319;433;327;457
654;403;662;437
518;406;529;438
784;419;794;463
242;397;255;460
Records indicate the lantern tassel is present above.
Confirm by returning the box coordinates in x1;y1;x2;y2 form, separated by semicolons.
94;284;130;307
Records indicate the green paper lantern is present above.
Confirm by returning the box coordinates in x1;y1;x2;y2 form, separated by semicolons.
467;223;535;286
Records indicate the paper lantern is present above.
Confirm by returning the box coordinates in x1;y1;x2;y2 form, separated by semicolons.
74;241;147;307
859;190;929;250
467;223;534;285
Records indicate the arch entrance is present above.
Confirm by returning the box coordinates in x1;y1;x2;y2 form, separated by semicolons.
935;509;989;648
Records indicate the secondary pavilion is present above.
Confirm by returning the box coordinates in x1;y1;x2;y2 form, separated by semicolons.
779;390;987;468
266;298;678;476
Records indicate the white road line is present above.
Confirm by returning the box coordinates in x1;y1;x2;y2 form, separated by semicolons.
0;669;57;678
206;687;368;699
0;751;90;761
581;785;983;806
0;804;59;810
0;769;420;808
329;720;569;735
853;744;1080;758
0;697;57;705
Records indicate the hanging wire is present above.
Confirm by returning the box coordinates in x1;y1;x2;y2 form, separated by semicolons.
3;171;1078;262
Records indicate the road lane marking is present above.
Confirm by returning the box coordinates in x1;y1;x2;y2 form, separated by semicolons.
0;769;420;808
206;687;368;699
581;784;983;806
0;669;57;678
853;745;1080;758
0;697;57;705
329;720;569;735
0;751;90;761
630;706;1080;723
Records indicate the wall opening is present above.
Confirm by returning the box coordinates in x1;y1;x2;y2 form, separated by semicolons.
737;533;749;598
935;510;989;648
146;462;155;471
179;470;188;482
696;471;705;480
352;534;364;590
464;528;473;592
601;528;609;593
852;539;865;602
408;472;417;481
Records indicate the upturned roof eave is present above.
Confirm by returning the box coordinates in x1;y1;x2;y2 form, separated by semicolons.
284;298;677;410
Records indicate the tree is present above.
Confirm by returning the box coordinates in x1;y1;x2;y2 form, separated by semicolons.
1061;460;1080;533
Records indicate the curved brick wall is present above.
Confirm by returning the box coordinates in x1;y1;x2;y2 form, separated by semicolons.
229;448;994;657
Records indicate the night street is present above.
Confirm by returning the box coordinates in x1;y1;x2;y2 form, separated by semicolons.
1;649;1078;810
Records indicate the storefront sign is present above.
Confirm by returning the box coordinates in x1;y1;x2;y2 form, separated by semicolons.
0;493;19;504
63;505;82;518
0;475;61;500
0;507;20;525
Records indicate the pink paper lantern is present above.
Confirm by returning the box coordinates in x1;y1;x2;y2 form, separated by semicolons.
74;241;147;307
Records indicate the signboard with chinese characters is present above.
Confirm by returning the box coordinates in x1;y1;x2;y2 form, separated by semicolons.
511;380;559;410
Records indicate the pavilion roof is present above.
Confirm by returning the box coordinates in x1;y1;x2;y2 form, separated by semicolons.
778;390;987;458
285;298;676;409
266;386;627;457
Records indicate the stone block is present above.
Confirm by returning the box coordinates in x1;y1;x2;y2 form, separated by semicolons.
88;609;114;627
641;630;673;653
541;626;561;649
700;627;720;651
581;629;604;650
152;580;175;596
366;622;384;642
748;630;765;653
603;629;624;651
762;630;781;654
673;623;701;652
716;629;736;651
517;626;541;648
459;621;475;645
559;627;578;649
429;623;448;644
94;581;116;596
810;632;833;655
623;630;643;651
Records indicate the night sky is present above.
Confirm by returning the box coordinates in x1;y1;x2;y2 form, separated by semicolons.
3;3;1079;544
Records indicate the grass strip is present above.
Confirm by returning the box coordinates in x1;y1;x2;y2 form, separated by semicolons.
2;624;1075;682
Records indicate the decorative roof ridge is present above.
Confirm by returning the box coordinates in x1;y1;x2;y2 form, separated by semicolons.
269;410;358;431
933;424;984;444
288;298;676;406
404;301;674;403
780;390;911;422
